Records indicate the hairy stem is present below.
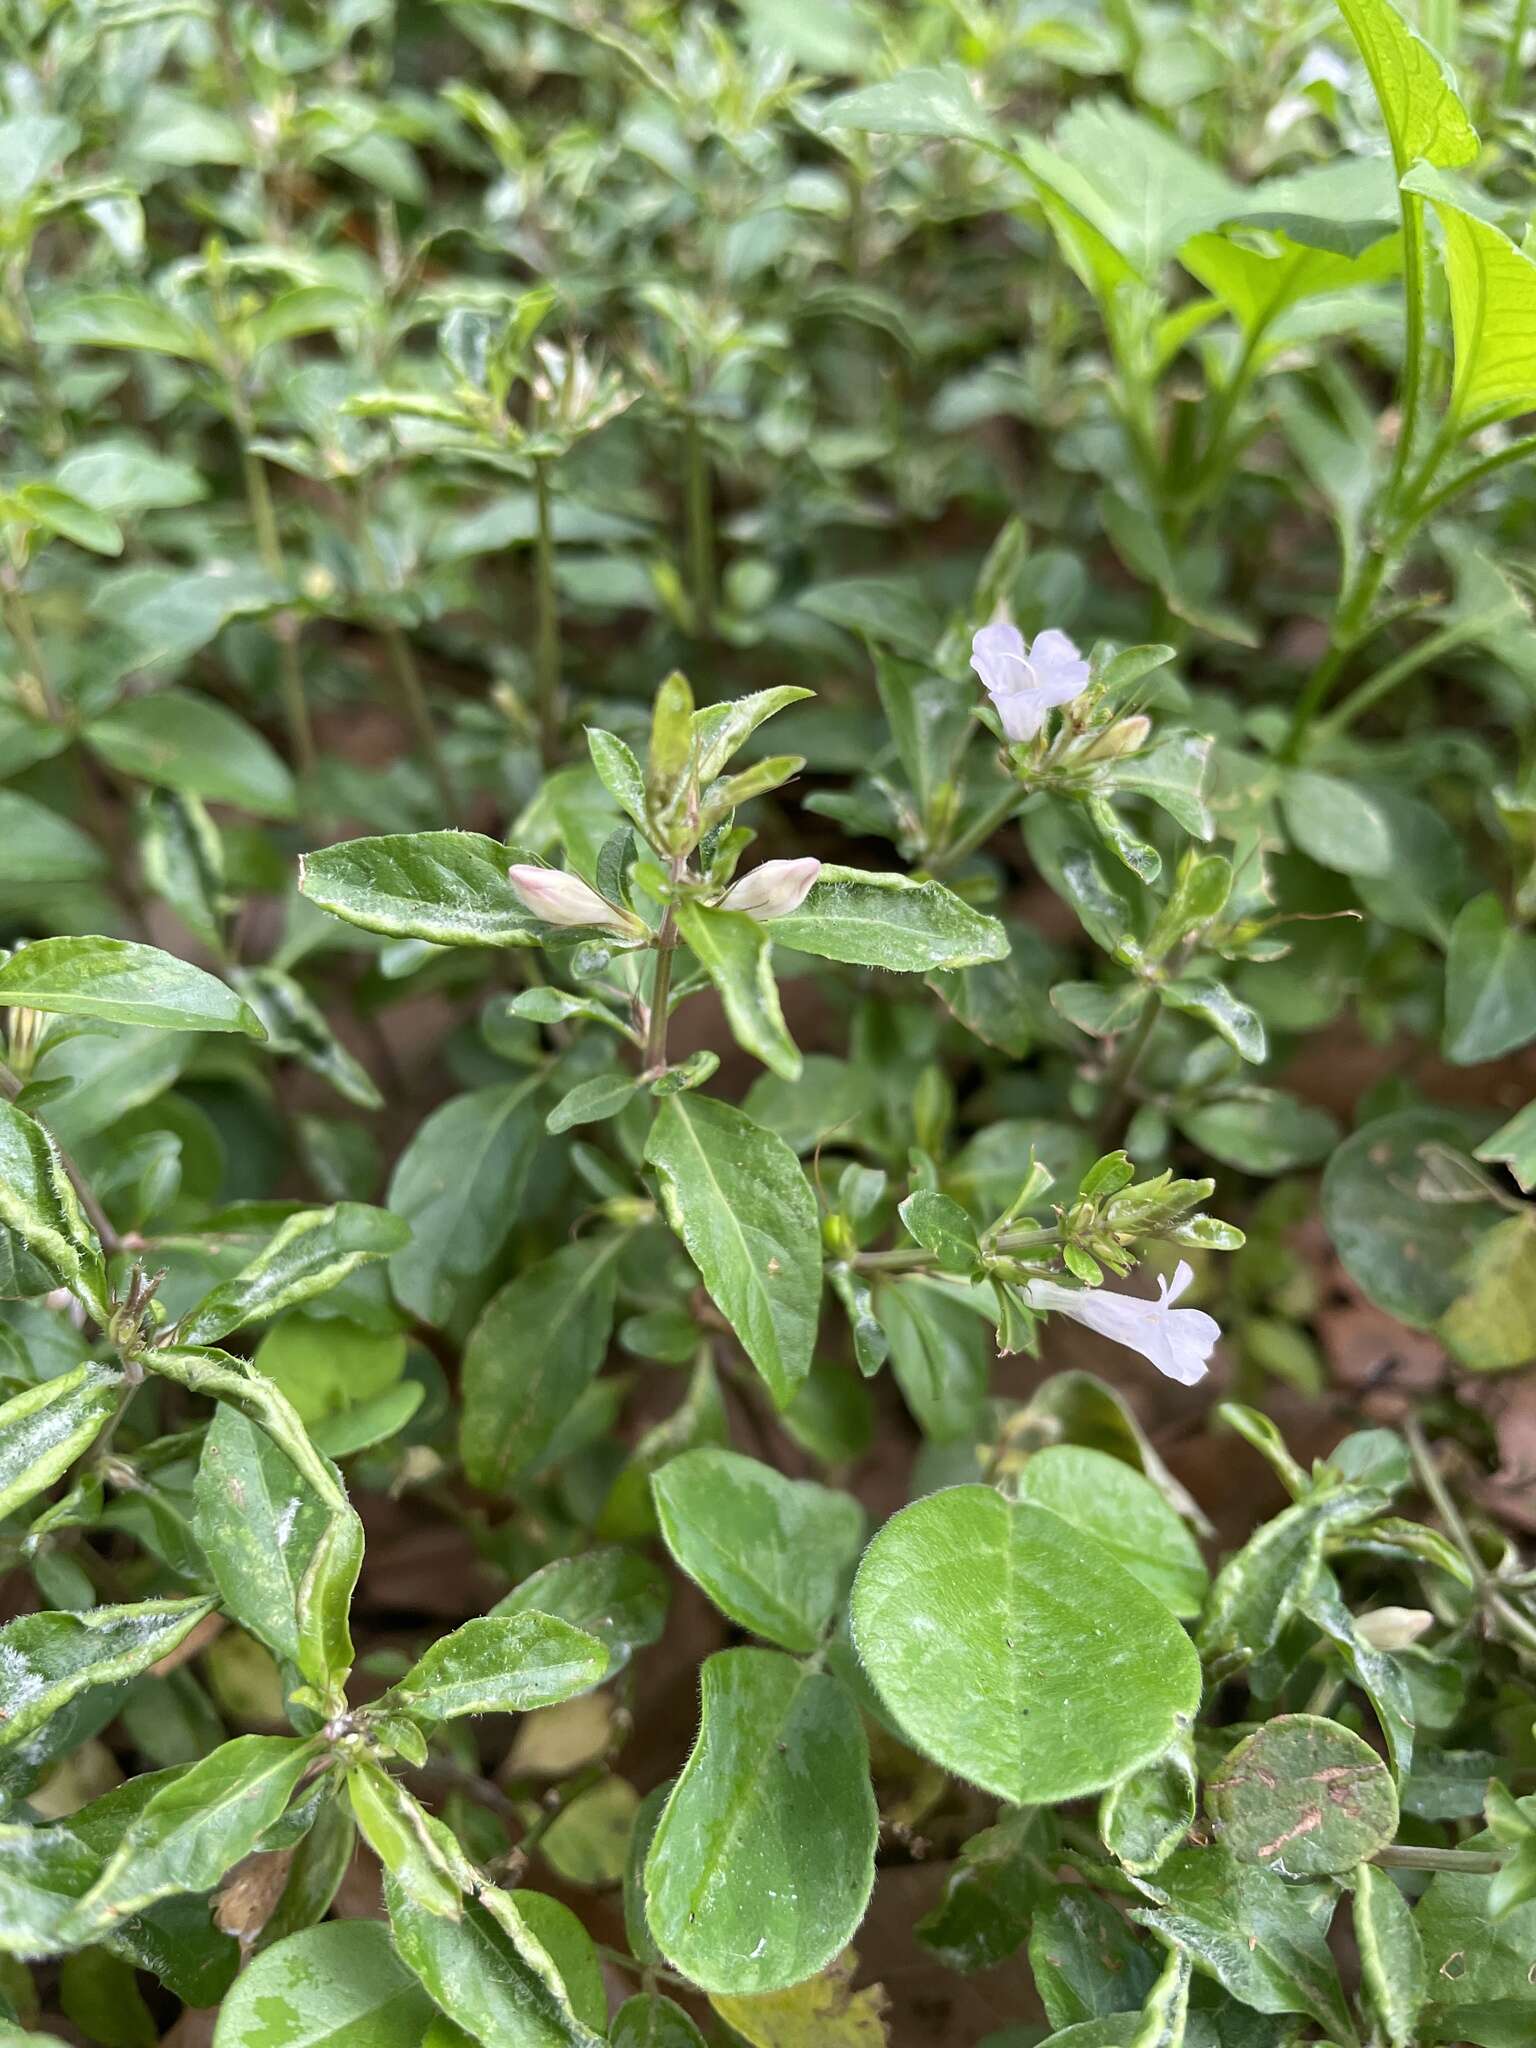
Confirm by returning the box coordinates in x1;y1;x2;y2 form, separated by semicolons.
532;455;561;762
684;411;715;634
240;440;315;780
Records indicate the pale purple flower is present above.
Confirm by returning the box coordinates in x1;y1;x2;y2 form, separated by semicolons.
718;857;821;921
1023;1259;1219;1386
507;863;636;934
971;622;1090;743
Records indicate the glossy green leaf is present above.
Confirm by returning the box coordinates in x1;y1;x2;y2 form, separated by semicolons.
0;1597;216;1759
1176;1091;1340;1175
193;1403;329;1670
1437;1213;1536;1372
299;832;541;947
382;1614;608;1723
212;1919;437;2047
1131;1847;1353;2038
0;1097;109;1318
461;1237;622;1488
851;1487;1202;1803
769;866;1009;972
644;1647;877;1995
822;66;1003;148
491;1547;668;1673
1354;1861;1426;2048
0;790;107;884
644;1093;821;1406
61;1736;321;1938
178;1203;409;1344
651;1447;864;1652
1100;1742;1198;1877
0;1361;120;1520
674;901;800;1081
1161;978;1267;1064
610;1995;707;2048
0;937;263;1037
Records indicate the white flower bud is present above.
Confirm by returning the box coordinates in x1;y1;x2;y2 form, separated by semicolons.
717;857;821;921
1079;713;1152;761
1354;1606;1434;1652
506;864;636;934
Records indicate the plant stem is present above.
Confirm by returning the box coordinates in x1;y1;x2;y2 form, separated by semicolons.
532;455;561;761
932;779;1027;872
1385;197;1431;509
1281;549;1392;760
643;863;685;1074
1506;0;1532;101
684;410;715;634
1406;1418;1536;1660
1096;992;1161;1144
0;572;64;723
1413;431;1536;523
1372;1842;1503;1874
239;439;315;780
1313;616;1485;743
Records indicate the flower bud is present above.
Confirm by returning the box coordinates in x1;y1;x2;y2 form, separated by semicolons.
506;864;637;935
717;857;821;921
1354;1605;1434;1652
1079;714;1152;761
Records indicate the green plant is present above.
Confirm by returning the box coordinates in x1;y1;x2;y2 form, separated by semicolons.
3;2;1536;2045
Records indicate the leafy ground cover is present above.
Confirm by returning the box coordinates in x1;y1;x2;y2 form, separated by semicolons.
3;1;1536;2043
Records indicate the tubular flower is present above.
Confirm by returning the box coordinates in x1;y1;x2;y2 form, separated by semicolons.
1023;1259;1219;1386
971;622;1090;742
506;864;637;934
717;857;822;921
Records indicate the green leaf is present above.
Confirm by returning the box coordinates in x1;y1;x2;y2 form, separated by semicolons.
1030;1885;1159;2028
0;1361;121;1520
546;1072;639;1132
1015;1446;1208;1618
851;1487;1202;1803
0;1097;109;1318
233;967;384;1110
769;865;1008;972
178;1203;409;1344
876;1275;988;1441
1415;1824;1536;2045
898;1191;981;1273
1282;770;1395;879
212;1919;437;2048
821;65;1003;148
194;1403;330;1670
674;901;800;1081
491;1548;668;1674
12;482;122;556
0;1597;216;1759
692;687;815;782
584;727;647;826
0;790;107;884
36;288;212;360
299;833;541;948
1161;979;1267;1063
87;690;296;819
1176;1091;1340;1175
916;1808;1046;1973
0;937;263;1037
1416;191;1536;428
1100;1743;1198;1878
61;1735;320;1939
1334;0;1478;175
461;1237;622;1489
1131;1847;1353;2038
1197;1488;1384;1668
1323;1108;1502;1325
387;1082;541;1325
644;1648;877;1995
386;1846;603;2047
651;1447;864;1652
1354;1861;1427;2048
1206;1714;1398;1875
382;1614;608;1723
610;1995;707;2048
644;1094;821;1407
1476;1099;1536;1192
1443;894;1536;1064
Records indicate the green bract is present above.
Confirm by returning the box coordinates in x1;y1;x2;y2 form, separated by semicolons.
2;0;1534;2040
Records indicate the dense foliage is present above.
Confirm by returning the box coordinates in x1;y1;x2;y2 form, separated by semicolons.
3;1;1536;2043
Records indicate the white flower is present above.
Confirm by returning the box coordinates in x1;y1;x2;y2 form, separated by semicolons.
970;622;1090;743
506;863;636;934
1023;1259;1219;1386
717;857;821;921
